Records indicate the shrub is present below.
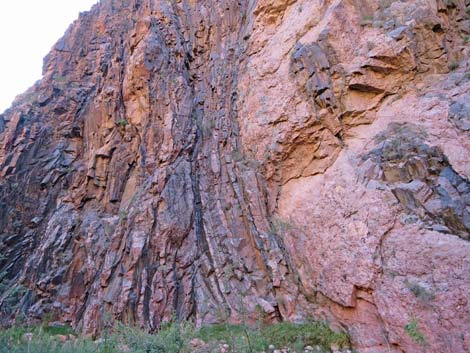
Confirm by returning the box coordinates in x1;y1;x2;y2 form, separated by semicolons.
0;319;350;353
0;326;95;353
404;317;427;346
113;320;195;353
197;321;349;352
269;217;294;236
197;323;263;352
360;15;374;26
261;321;349;351
405;280;435;303
116;119;128;127
53;74;68;83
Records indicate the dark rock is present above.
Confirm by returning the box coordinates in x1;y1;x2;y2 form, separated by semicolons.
449;94;470;131
365;123;470;240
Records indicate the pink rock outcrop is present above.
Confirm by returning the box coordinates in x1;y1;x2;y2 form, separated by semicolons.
0;1;469;352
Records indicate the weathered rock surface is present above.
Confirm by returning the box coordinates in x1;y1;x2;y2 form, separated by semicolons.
0;1;469;352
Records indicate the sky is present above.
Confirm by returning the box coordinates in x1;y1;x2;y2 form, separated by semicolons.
0;0;99;113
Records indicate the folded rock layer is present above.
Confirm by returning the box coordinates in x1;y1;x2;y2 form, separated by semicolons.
0;0;469;352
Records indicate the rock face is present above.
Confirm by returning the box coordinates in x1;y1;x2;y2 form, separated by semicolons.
0;0;469;352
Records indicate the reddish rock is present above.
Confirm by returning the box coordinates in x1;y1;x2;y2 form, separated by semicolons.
0;1;469;352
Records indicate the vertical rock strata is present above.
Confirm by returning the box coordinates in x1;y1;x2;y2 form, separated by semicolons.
0;1;469;352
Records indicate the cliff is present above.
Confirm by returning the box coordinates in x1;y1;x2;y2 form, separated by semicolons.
0;0;469;352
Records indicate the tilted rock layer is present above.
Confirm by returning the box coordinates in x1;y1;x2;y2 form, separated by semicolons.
0;0;469;352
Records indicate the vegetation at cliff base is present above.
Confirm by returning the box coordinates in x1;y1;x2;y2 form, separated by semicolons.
404;317;427;346
0;319;350;353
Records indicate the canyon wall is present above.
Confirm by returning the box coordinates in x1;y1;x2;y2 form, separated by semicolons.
0;0;469;352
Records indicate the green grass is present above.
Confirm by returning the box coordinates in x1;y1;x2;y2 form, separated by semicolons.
0;320;349;353
196;321;348;352
0;326;95;353
113;321;195;353
43;325;76;336
197;324;260;352
262;321;349;350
